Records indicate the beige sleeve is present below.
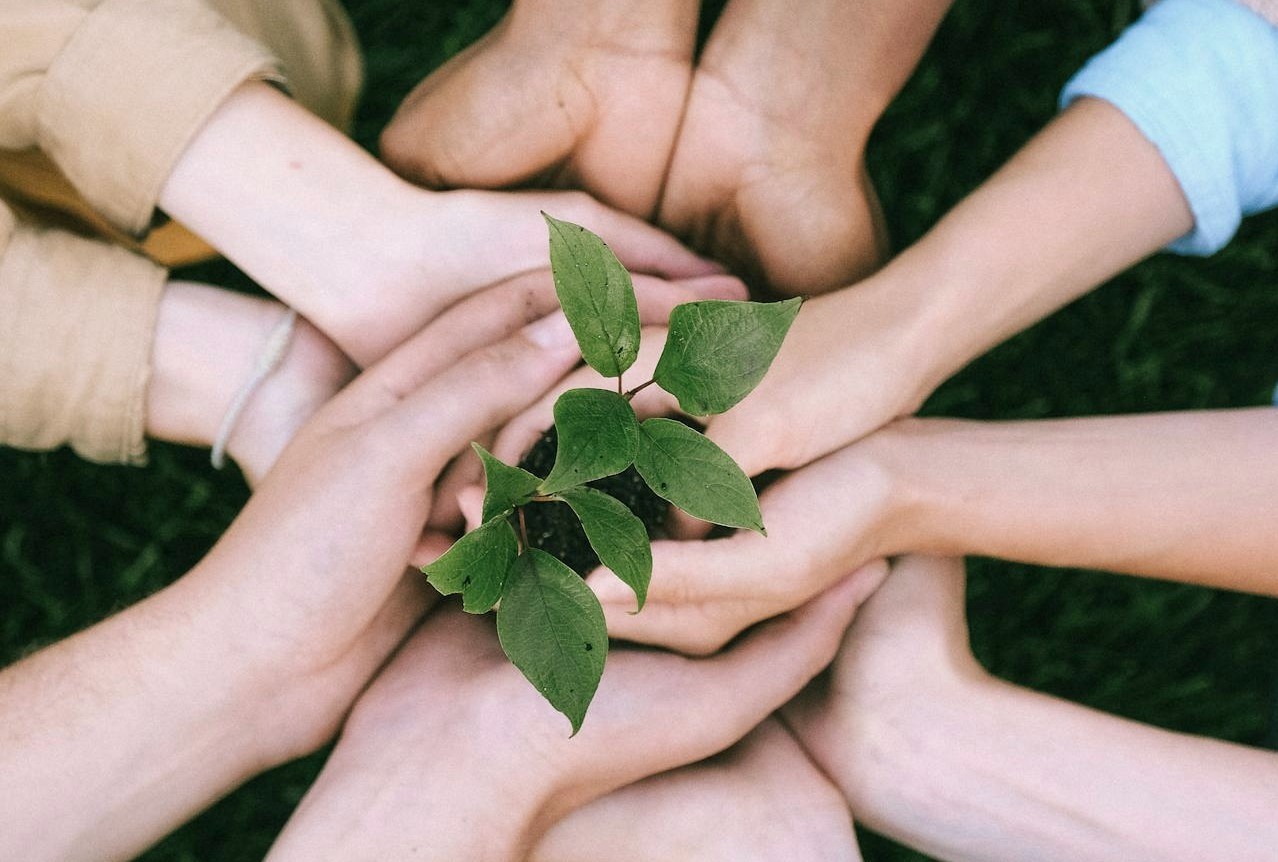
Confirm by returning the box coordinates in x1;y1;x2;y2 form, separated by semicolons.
0;0;284;237
0;201;165;465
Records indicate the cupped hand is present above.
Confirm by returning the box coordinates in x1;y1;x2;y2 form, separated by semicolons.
176;303;585;758
381;0;888;298
380;0;697;219
532;718;862;862
590;438;900;655
264;572;872;861
782;555;982;817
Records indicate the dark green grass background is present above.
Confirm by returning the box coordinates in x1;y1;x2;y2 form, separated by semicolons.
2;1;1276;859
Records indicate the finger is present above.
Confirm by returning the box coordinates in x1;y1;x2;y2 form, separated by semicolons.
409;530;458;569
364;269;565;394
491;327;678;465
670;573;873;750
374;313;582;479
426;429;495;534
543;191;728;280
590;534;771;608
457;485;484;532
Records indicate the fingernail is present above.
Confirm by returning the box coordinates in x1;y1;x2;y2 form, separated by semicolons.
523;313;577;350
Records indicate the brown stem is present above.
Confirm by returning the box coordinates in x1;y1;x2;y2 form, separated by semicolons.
624;378;657;401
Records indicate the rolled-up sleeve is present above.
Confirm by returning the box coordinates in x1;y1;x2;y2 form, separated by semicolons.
0;201;165;464
1060;0;1278;256
0;0;283;237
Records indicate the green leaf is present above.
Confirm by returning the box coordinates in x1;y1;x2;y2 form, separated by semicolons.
540;388;639;494
653;298;802;415
422;516;518;614
473;442;541;523
634;418;764;534
497;549;608;734
558;487;652;611
543;212;641;378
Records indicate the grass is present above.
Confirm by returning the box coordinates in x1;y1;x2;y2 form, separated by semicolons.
2;0;1277;859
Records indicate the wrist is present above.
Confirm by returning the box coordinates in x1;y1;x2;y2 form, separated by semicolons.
836;663;997;833
267;728;548;861
865;417;973;558
146;282;352;484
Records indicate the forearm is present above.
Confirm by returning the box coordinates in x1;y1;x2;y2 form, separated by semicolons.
157;83;427;364
840;672;1278;862
839;97;1193;401
0;581;283;861
266;731;543;862
878;409;1278;594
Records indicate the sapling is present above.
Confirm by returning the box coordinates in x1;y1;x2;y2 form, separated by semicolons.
422;214;800;733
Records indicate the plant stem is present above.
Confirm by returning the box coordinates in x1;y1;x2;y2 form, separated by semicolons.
517;506;529;551
624;378;657;401
617;374;624;396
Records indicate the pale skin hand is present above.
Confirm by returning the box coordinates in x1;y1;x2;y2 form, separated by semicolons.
264;572;874;862
699;97;1196;483
383;0;955;295
0;305;587;862
158;82;728;367
146;269;740;496
532;718;862;862
784;555;1278;862
596;409;1278;653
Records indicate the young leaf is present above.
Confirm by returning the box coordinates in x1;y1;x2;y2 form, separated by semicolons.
540;388;639;495
653;298;802;415
543;213;641;378
473;442;541;522
558;486;652;611
634;418;764;534
422;516;518;614
497;549;608;734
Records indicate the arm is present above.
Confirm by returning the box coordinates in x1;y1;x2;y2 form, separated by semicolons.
158;81;723;366
0;304;584;861
264;572;873;861
881;410;1278;594
786;555;1278;862
710;0;1278;477
706;95;1195;477
596;409;1278;654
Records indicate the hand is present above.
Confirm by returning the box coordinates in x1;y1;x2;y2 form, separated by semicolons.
782;555;980;824
381;0;946;297
159;82;727;367
0;297;587;860
532;719;862;862
264;572;874;861
381;0;697;219
590;433;902;654
174;305;587;760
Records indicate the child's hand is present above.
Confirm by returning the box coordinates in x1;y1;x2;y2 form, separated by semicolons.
264;576;869;861
531;719;862;862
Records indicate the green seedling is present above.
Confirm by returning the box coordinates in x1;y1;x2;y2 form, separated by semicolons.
423;213;800;733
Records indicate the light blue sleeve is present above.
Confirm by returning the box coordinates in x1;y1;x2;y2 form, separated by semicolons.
1060;0;1278;256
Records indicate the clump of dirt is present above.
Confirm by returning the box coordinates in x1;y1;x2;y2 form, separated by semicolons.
516;427;668;575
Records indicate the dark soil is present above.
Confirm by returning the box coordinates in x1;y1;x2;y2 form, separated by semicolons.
517;427;669;575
